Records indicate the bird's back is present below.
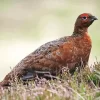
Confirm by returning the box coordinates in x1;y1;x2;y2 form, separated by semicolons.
2;36;70;84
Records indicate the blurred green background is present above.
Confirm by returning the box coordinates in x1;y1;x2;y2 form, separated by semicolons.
0;0;100;81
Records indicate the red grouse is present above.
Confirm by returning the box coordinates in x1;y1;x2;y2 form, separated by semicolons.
0;13;97;87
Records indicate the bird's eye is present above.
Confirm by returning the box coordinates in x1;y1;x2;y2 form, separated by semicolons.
82;16;87;20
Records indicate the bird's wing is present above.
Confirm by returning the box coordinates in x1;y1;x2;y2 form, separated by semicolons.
16;36;69;70
2;36;70;83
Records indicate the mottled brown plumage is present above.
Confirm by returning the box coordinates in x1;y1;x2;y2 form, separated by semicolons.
0;13;97;87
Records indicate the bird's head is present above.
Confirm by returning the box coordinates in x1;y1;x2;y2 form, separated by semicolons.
73;13;98;34
75;13;97;28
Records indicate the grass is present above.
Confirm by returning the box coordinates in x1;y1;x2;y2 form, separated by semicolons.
0;62;100;100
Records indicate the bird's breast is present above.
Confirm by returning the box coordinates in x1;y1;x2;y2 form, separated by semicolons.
53;33;92;64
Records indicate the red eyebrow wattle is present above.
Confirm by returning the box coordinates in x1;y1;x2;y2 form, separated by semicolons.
80;13;89;17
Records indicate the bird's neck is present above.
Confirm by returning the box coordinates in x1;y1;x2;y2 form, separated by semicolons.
73;26;88;36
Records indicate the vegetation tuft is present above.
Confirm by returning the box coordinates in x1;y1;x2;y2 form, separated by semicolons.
0;62;100;100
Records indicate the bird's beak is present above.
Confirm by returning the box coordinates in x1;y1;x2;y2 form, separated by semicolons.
92;16;98;21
